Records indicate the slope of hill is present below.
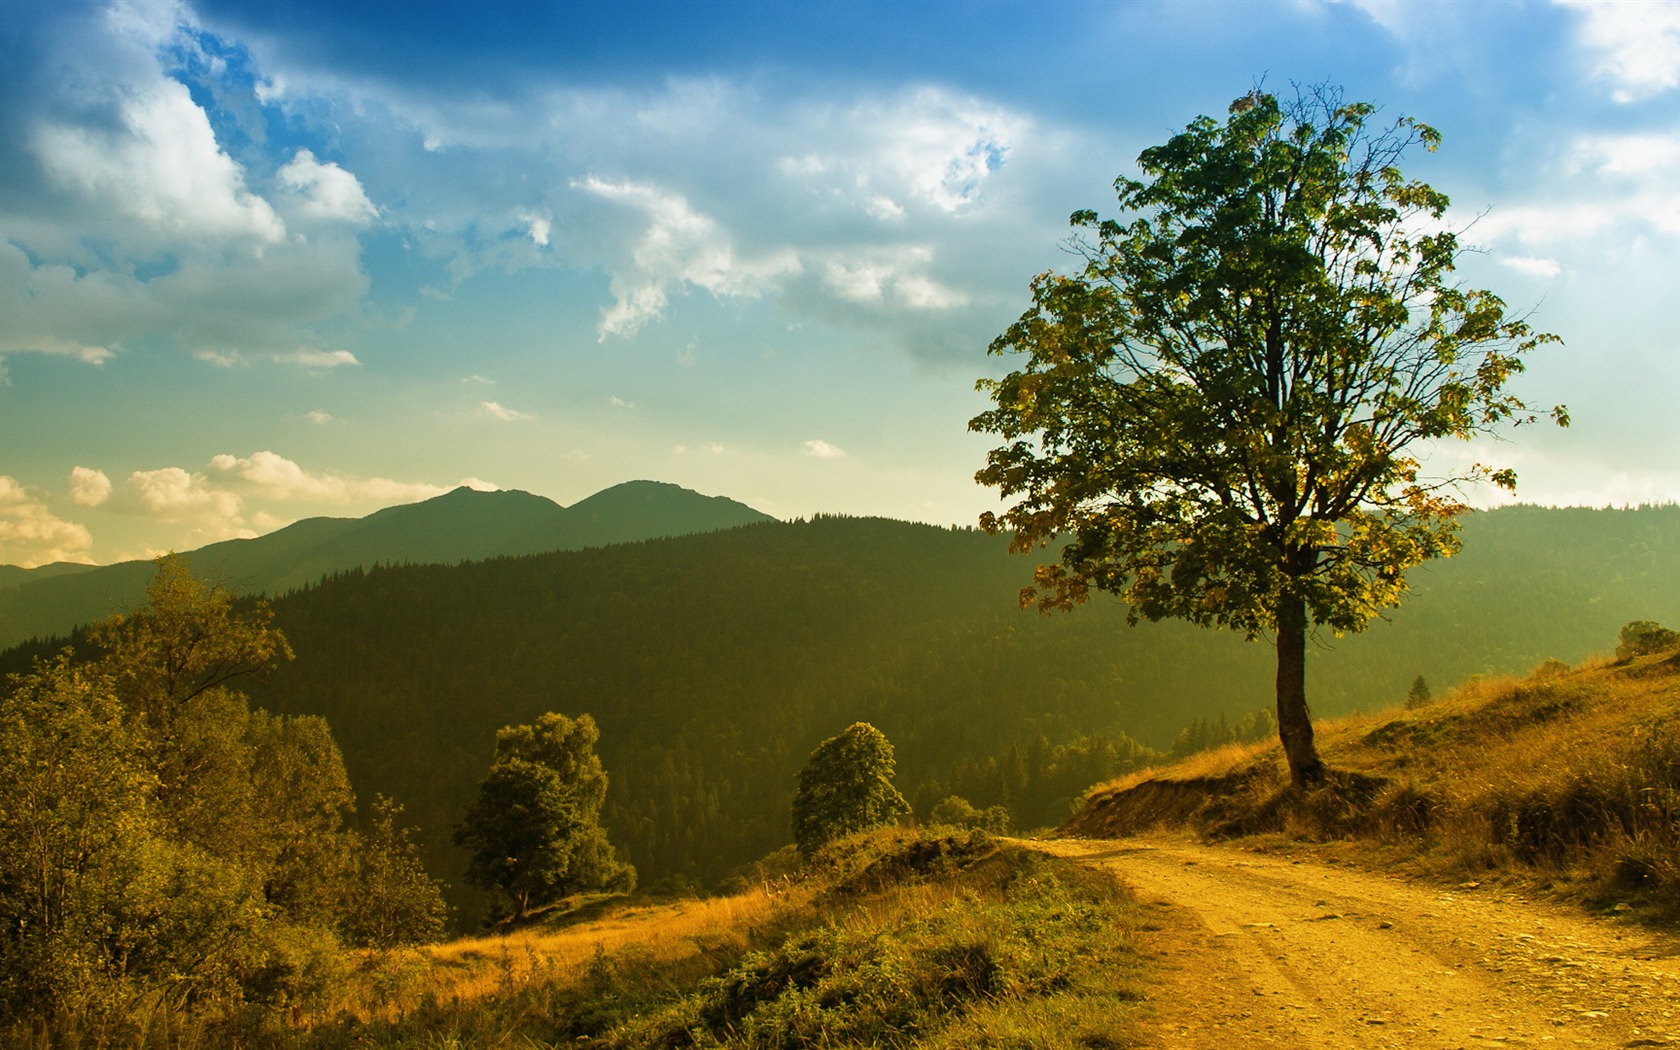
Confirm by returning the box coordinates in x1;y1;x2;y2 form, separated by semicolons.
1065;639;1680;919
0;480;772;647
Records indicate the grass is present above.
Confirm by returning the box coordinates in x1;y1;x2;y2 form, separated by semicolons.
1068;646;1680;917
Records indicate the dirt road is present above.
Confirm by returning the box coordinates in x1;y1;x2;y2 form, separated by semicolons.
1036;837;1680;1049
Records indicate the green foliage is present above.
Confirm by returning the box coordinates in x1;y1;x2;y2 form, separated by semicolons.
1617;620;1679;661
971;86;1563;785
928;795;1011;833
791;723;911;856
454;712;635;920
916;729;1162;831
0;558;445;1035
347;796;451;949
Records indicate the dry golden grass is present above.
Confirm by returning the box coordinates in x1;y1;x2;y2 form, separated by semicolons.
339;882;810;1024
1068;644;1680;912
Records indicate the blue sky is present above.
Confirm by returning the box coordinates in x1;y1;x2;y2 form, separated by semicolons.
2;0;1678;565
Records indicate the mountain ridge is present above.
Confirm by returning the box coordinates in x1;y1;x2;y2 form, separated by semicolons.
0;479;772;647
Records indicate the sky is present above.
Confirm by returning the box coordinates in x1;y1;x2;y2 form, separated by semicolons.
2;0;1679;567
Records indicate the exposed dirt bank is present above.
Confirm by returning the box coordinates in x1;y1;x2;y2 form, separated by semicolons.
1036;836;1680;1049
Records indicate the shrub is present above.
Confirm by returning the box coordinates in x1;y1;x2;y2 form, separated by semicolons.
1616;620;1679;661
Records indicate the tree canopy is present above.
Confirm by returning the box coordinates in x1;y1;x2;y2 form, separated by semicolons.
971;87;1563;786
791;721;911;856
0;556;444;1029
454;712;635;921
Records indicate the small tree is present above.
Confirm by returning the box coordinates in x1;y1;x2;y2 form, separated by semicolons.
1406;675;1432;709
971;86;1564;787
791;722;910;856
454;712;634;922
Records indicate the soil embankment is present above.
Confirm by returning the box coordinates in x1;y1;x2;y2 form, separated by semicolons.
1039;836;1680;1049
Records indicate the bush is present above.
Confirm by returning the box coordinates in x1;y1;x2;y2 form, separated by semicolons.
1616;620;1678;661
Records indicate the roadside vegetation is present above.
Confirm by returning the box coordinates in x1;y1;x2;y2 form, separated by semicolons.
1069;621;1680;918
59;828;1151;1049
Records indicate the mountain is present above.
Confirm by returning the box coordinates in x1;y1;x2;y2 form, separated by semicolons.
0;562;99;591
0;481;772;647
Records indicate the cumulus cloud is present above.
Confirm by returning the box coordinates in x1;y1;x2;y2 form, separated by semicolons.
479;400;534;421
79;451;465;548
206;451;449;505
1559;0;1680;102
69;466;113;507
0;2;372;365
276;149;379;225
607;395;635;409
776;88;1021;214
804;439;847;459
820;247;969;310
575;176;802;339
33;76;285;244
0;477;94;566
306;409;334;424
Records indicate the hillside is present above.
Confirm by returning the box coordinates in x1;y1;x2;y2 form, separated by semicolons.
11;503;1680;926
1066;636;1680;917
0;480;771;648
227;504;1680;914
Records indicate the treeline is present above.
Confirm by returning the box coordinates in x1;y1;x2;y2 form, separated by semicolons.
0;560;445;1032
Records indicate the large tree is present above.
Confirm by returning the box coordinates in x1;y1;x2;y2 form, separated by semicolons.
971;88;1564;787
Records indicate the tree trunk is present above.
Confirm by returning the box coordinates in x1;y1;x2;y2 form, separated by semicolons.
1275;592;1325;787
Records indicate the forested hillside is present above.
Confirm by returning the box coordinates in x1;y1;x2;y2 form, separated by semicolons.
237;505;1680;918
9;504;1680;926
0;480;770;648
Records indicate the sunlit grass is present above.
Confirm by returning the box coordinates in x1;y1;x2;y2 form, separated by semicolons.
338;883;806;1025
1068;643;1680;914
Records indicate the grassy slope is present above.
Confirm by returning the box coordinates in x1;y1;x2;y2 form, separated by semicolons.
1067;645;1680;916
285;829;1153;1050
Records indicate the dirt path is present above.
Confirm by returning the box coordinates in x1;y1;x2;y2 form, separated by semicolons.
1035;837;1680;1049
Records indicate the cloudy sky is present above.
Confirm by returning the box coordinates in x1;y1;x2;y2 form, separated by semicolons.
2;0;1677;566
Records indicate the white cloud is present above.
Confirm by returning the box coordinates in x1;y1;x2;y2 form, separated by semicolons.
819;247;969;310
123;466;244;524
479;400;535;421
1499;255;1563;278
576;176;802;339
521;212;553;246
0;477;94;566
69;466;113;507
306;409;334;425
804;439;847;459
777;88;1022;215
206;450;447;504
276;149;379;225
1559;0;1680;102
34;77;284;245
463;374;495;384
273;348;361;368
